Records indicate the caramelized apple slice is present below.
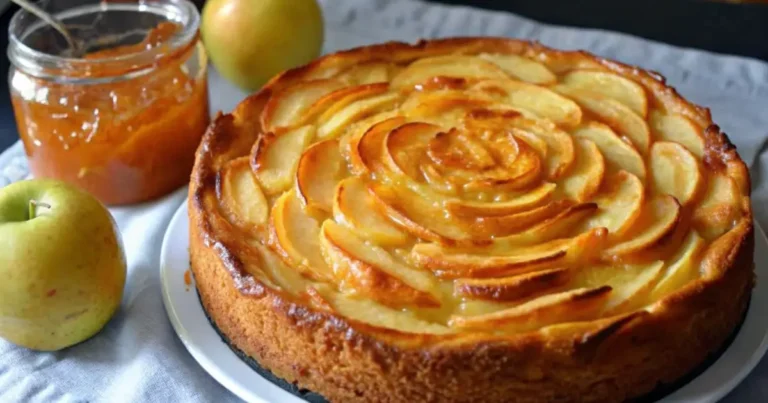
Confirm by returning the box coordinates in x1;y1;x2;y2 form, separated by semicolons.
350;116;407;175
333;61;399;85
400;90;506;128
477;53;557;84
510;118;575;178
270;190;333;281
219;157;269;229
311;285;452;334
581;171;644;237
261;79;345;132
570;260;664;314
412;228;608;279
558;138;605;202
650;231;706;300
573;122;646;181
692;174;743;240
333;177;410;246
608;261;665;313
457;200;575;239
319;220;441;308
455;268;571;302
252;125;315;195
488;202;598;250
302;83;390;124
470;79;581;126
650;141;703;205
448;286;612;332
368;182;473;244
296;139;347;215
559;70;648;117
447;182;556;217
391;55;507;90
511;129;547;157
252;242;309;296
383;122;444;179
456;139;542;193
561;89;651;154
603;195;681;259
316;92;401;139
649;110;705;158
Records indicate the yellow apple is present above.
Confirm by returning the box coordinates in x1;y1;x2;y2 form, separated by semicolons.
0;179;126;351
201;0;325;91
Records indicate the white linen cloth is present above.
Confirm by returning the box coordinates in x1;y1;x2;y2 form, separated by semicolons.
1;0;768;401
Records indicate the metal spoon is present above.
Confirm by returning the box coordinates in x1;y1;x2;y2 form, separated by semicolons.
11;0;83;57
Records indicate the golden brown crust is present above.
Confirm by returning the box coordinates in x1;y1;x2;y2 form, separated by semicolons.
189;37;754;402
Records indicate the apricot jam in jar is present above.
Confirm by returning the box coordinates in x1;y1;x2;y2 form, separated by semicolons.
8;0;209;205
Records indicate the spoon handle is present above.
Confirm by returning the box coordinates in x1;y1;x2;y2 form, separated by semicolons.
11;0;82;56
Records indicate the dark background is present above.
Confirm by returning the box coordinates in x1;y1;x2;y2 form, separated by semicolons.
0;0;767;152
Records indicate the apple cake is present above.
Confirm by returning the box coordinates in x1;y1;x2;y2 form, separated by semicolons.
189;38;754;402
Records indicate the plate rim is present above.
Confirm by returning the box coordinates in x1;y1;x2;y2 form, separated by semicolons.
160;201;768;403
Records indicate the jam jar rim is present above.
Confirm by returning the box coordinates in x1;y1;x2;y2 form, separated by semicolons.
7;0;200;83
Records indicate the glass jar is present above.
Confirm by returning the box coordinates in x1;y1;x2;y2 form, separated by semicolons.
8;0;209;205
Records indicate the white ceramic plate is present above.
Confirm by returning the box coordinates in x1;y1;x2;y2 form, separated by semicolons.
161;201;768;403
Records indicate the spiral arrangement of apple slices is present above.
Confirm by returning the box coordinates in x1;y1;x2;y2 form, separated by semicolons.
209;46;750;336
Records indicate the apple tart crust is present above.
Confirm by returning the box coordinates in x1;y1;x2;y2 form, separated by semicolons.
189;38;754;402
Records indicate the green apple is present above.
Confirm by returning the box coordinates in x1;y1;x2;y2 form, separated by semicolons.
201;0;324;91
0;179;126;351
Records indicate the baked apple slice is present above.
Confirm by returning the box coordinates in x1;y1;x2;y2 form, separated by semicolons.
561;89;650;154
448;286;612;332
581;170;644;237
302;82;390;125
310;285;452;334
390;55;508;90
477;53;557;84
650;231;706;300
602;195;681;259
572;122;646;180
559;70;648;117
319;220;441;308
650;141;703;206
693;173;743;240
219;157;269;229
455;267;571;302
251;242;309;296
558;138;605;202
446;182;556;217
332;177;410;246
316;92;401;139
488;202;598;250
609;261;665;313
269;190;334;282
333;60;400;85
649;110;705;158
368;182;473;244
510;117;575;179
510;129;547;158
296;138;348;215
457;200;575;239
349;116;407;175
260;79;345;132
470;79;581;126
412;228;607;279
252;125;315;195
570;260;664;315
383;122;444;179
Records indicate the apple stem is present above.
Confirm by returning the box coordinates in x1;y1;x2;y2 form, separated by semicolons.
28;200;51;219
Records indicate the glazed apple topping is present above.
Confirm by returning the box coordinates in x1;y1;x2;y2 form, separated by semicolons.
207;46;750;336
